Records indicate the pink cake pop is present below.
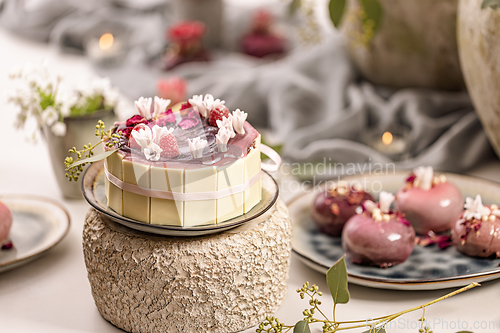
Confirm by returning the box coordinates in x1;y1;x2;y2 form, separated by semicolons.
396;166;463;235
342;191;416;268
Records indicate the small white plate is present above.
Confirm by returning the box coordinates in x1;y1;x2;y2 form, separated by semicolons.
0;194;70;273
289;172;500;290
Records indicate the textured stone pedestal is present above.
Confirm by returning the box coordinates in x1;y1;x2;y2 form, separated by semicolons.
83;199;292;333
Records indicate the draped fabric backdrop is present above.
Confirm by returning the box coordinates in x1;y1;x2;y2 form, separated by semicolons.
1;0;495;175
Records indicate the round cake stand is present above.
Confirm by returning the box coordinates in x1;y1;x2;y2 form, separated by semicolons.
82;199;292;333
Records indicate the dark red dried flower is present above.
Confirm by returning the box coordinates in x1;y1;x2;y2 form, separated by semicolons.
126;115;148;127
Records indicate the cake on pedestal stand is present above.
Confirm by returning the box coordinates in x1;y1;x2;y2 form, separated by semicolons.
82;199;292;333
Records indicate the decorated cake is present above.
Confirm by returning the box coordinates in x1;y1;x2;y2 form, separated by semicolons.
311;182;374;237
342;191;416;268
452;195;500;258
0;200;13;250
103;94;262;227
396;166;463;234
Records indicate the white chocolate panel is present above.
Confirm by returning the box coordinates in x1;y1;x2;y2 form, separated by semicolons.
122;159;151;223
105;137;262;226
150;165;184;226
105;152;124;215
216;158;245;223
244;146;261;213
184;166;217;227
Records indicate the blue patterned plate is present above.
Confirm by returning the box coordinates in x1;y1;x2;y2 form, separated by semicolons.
289;172;500;290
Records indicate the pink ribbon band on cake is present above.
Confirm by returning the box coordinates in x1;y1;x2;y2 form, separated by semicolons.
105;168;261;201
104;144;281;202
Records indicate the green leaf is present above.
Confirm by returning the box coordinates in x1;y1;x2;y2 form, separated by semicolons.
362;327;386;333
482;0;500;9
329;0;346;28
360;0;383;33
293;320;311;333
65;149;118;170
326;255;350;305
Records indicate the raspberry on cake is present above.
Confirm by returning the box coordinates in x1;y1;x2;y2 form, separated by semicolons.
104;94;261;227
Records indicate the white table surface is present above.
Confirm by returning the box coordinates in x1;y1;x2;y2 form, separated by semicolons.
1;25;500;333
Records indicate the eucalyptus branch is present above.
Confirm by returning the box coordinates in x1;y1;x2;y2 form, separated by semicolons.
64;120;123;181
257;256;480;333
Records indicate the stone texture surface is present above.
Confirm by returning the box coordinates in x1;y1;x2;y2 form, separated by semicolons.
342;0;464;90
458;0;500;158
83;199;292;333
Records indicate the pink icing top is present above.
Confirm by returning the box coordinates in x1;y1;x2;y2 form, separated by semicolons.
112;107;259;169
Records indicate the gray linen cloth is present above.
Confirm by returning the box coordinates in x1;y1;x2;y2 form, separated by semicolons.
167;37;495;174
1;0;495;174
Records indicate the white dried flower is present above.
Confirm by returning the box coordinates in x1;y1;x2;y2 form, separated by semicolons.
362;200;377;214
151;125;174;145
414;166;433;191
131;125;175;161
379;191;395;214
143;142;162;162
188;94;208;117
464;195;491;221
216;115;235;138
216;126;232;152
131;125;153;150
203;94;225;114
232;109;247;135
51;122;66;137
153;96;171;118
134;97;153;119
188;137;208;158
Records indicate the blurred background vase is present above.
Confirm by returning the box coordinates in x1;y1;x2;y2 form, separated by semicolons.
171;0;223;48
43;110;116;199
341;0;464;90
458;0;500;158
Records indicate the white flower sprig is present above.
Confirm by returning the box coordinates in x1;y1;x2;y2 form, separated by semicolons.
232;109;247;135
188;137;208;158
131;125;174;161
7;61;121;139
216;127;232;152
188;94;225;118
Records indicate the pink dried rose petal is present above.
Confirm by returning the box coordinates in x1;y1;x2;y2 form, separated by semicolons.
178;116;199;130
406;174;416;183
1;241;13;250
157;110;176;126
